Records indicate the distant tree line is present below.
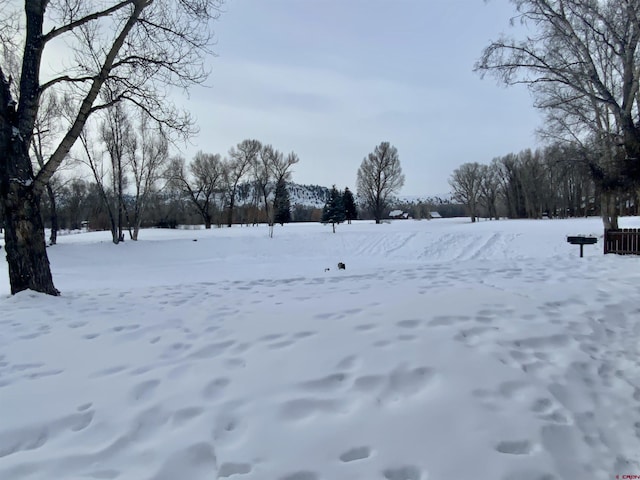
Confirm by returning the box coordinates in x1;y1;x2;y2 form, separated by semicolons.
448;142;639;222
36;136;309;239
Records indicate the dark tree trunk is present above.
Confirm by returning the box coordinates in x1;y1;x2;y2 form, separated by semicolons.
227;186;237;227
2;156;59;296
226;197;235;227
46;182;58;245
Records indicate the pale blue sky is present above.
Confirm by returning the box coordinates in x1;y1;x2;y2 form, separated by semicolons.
182;0;541;196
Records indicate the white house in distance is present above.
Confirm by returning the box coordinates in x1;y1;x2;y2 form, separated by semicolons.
389;210;410;219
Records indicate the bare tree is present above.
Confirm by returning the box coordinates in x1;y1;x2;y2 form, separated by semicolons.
77;120;121;244
253;145;277;226
226;139;261;227
449;162;483;223
476;0;640;228
268;150;298;237
167;152;226;229
31;91;63;245
100;100;134;243
0;0;223;295
357;142;405;224
128;111;168;239
478;162;501;221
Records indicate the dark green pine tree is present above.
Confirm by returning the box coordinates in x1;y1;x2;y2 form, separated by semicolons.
322;185;346;233
273;180;291;225
343;187;357;224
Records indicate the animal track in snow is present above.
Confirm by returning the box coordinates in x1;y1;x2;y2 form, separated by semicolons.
218;462;252;477
339;446;372;462
495;439;535;455
279;471;319;480
172;406;204;427
268;340;295;350
91;365;128;377
428;315;471;327
211;410;244;445
77;402;93;412
335;355;359;370
397;334;417;342
280;398;350;421
130;379;160;402
355;323;376;332
353;374;386;392
530;398;553;413
293;331;316;339
379;366;437;405
202;377;230;400
298;373;349;393
70;411;94;431
0;427;48;458
260;333;284;342
512;334;570;349
396;319;421;329
497;380;531;400
224;358;246;369
27;369;63;379
382;465;424;480
188;340;235;359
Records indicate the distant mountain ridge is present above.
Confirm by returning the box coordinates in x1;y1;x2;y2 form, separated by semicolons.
234;182;453;209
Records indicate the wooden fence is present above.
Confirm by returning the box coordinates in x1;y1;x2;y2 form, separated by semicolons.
604;228;640;255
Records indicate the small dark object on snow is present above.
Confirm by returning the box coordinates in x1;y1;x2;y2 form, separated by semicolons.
193;239;198;242
338;262;346;270
324;268;330;272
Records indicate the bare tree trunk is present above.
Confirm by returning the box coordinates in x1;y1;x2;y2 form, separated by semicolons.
226;194;236;227
1;156;59;295
46;182;58;245
118;154;123;242
601;193;619;230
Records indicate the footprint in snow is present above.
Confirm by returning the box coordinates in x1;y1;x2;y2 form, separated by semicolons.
382;465;425;480
218;462;252;477
339;446;372;463
279;472;319;480
495;439;535;455
130;379;160;402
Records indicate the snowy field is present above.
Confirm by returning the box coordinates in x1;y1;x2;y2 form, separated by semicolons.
2;217;640;480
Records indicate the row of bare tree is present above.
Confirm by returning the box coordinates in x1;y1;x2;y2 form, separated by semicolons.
40;121;300;243
165;140;298;235
476;0;640;230
450;142;640;222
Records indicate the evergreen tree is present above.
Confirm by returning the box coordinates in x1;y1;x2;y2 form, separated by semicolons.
322;185;346;233
273;179;291;225
343;187;357;224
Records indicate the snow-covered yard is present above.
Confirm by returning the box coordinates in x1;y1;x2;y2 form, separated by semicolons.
2;217;640;480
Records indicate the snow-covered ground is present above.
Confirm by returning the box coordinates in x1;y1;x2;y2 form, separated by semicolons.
2;217;640;480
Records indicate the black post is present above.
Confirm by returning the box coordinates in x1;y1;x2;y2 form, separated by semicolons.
580;244;584;258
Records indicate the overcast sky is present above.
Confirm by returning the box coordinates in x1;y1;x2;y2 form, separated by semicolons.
180;0;542;197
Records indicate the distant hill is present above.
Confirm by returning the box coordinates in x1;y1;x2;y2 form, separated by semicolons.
234;182;453;209
235;182;330;208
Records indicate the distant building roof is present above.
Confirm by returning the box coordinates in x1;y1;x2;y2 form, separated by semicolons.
389;210;404;217
430;211;442;218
